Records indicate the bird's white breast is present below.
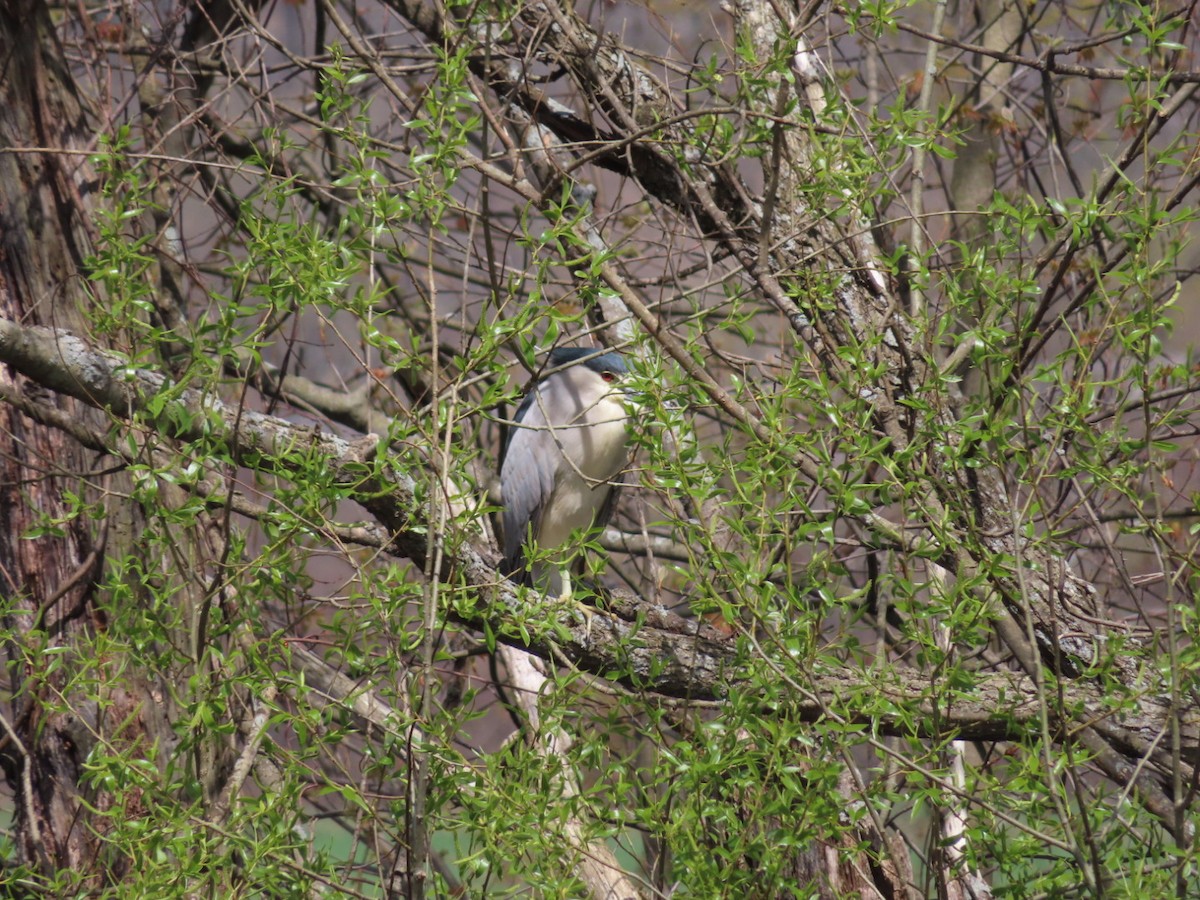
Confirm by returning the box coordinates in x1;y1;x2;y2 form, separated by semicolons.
532;381;629;548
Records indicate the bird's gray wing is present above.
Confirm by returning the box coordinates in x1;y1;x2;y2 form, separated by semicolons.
500;394;558;579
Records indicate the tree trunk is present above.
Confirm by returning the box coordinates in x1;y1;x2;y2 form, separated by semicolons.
0;1;152;885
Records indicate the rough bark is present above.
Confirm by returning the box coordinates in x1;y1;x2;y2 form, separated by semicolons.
0;317;1194;761
0;2;223;884
0;0;132;881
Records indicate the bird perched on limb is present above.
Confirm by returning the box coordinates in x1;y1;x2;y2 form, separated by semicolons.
500;347;632;602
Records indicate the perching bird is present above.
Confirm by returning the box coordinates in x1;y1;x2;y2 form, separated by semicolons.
500;347;631;598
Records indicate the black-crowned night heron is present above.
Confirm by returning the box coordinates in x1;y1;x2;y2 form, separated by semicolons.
500;347;631;599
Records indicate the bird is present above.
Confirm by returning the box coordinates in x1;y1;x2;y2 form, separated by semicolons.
500;347;632;601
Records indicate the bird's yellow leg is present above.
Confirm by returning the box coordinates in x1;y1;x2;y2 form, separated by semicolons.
557;569;622;639
557;568;594;638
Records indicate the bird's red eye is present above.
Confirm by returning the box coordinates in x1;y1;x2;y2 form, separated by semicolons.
601;371;616;383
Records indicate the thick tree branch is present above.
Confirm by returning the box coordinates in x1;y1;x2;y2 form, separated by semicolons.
0;317;1195;758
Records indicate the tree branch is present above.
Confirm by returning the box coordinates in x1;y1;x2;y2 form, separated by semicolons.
0;317;1195;758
